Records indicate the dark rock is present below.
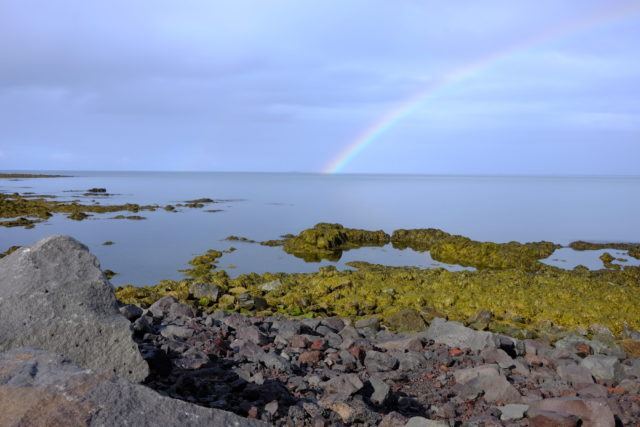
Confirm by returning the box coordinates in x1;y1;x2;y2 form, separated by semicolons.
364;350;398;372
149;295;179;318
237;325;269;345
321;317;345;332
189;283;220;302
0;236;148;382
323;373;364;396
119;304;143;322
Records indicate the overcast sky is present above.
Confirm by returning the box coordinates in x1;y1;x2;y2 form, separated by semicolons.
0;0;639;174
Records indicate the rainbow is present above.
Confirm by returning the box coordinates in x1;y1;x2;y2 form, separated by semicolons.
323;2;640;174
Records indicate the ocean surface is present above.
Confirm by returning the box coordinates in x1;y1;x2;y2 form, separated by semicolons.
1;171;639;285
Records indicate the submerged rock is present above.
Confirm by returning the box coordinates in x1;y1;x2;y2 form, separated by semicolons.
0;235;148;382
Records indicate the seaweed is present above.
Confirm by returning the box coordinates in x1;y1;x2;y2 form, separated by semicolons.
279;223;390;261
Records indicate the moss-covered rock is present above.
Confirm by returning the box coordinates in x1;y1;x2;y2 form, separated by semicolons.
281;223;390;261
392;228;559;270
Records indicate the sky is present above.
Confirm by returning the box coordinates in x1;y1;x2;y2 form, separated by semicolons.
0;0;639;174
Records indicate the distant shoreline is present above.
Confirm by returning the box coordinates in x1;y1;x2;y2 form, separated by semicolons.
0;173;71;179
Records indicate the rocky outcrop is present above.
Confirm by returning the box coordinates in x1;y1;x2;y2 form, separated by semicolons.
0;236;148;382
0;348;266;427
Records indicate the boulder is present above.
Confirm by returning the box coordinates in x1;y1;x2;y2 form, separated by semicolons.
0;348;265;427
0;236;148;382
453;364;522;403
528;397;615;427
580;355;623;381
424;318;496;351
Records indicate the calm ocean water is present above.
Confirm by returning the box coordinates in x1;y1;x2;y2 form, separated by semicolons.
1;171;639;285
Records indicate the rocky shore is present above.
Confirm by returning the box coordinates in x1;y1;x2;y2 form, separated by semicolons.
0;236;639;426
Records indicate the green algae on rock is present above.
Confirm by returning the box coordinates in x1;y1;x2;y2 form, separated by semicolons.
0;193;155;228
279;223;390;262
0;173;69;179
570;240;640;260
115;244;640;339
0;246;21;259
392;228;559;270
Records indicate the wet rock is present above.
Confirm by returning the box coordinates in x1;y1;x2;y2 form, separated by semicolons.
0;236;148;382
425;318;497;351
0;348;265;426
365;350;398;372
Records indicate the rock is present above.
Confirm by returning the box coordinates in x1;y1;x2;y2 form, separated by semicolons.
580;355;622;381
385;309;426;332
377;336;424;352
299;350;323;365
368;377;390;406
621;339;640;358
148;295;179;318
467;309;493;330
0;348;265;426
528;397;615;427
480;348;515;369
119;304;143;321
0;236;148;382
497;403;529;421
425;318;496;351
160;325;194;339
396;352;428;371
260;279;282;292
453;364;522;403
189;282;220;302
355;317;380;331
556;363;594;387
236;325;269;345
321;317;345;332
168;302;196;319
323;373;364;396
528;410;580;427
404;417;449;427
364;350;398;372
379;411;408;427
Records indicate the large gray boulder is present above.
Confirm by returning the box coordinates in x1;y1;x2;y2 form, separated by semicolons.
0;236;148;382
0;348;266;427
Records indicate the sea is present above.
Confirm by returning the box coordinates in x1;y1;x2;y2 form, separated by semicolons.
1;171;639;285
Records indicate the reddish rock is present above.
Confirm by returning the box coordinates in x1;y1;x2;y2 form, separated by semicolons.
299;350;323;365
291;335;309;349
529;410;580;427
310;339;328;351
348;345;366;363
449;347;464;357
574;343;593;358
528;397;615;427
